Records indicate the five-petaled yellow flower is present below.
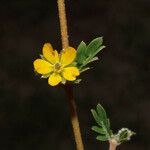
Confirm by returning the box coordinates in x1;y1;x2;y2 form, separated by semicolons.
33;43;80;86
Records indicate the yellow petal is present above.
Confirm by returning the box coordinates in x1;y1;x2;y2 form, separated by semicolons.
33;59;53;74
48;73;62;86
62;67;80;81
42;43;59;64
60;47;76;67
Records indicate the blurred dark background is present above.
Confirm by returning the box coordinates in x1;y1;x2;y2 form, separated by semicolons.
0;0;149;149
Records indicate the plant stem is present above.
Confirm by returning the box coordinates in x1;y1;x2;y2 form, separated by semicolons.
57;0;69;49
109;140;118;150
65;84;84;150
57;0;84;150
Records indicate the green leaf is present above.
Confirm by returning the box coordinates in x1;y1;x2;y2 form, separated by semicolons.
96;104;107;122
91;104;112;141
92;126;106;134
92;45;105;58
75;37;105;70
96;135;108;141
76;41;87;64
80;67;90;73
73;79;82;84
91;109;101;126
86;57;99;64
79;45;105;69
101;121;111;139
86;37;103;56
96;104;110;129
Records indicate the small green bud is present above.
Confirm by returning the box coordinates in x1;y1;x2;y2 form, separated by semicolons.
115;128;135;144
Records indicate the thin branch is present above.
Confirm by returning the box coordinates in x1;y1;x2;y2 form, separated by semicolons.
57;0;69;48
65;84;84;150
57;0;84;150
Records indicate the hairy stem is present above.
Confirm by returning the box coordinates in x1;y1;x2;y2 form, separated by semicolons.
57;0;69;49
109;140;118;150
57;0;84;150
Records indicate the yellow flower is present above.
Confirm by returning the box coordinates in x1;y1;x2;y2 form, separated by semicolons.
33;43;80;86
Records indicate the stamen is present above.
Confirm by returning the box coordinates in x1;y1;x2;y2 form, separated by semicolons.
54;63;62;73
55;63;61;69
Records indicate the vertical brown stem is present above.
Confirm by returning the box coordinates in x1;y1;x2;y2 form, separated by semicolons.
57;0;69;49
65;84;84;150
109;140;118;150
57;0;84;150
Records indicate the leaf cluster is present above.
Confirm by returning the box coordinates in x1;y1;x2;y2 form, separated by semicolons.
91;104;112;141
75;37;105;73
91;104;135;143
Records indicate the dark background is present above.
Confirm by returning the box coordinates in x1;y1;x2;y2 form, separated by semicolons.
0;0;149;149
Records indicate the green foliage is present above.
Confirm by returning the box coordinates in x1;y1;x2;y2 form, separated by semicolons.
96;135;108;141
91;104;112;142
92;126;106;134
75;37;105;73
91;103;135;144
86;37;103;55
73;79;82;84
76;41;87;65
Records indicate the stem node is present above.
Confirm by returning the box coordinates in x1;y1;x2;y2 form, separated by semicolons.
109;139;118;150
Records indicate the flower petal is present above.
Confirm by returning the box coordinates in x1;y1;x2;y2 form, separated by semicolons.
42;43;59;64
60;47;76;67
62;67;80;81
48;73;62;86
33;59;53;74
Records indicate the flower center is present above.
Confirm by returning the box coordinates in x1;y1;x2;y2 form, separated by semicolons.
54;63;62;73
